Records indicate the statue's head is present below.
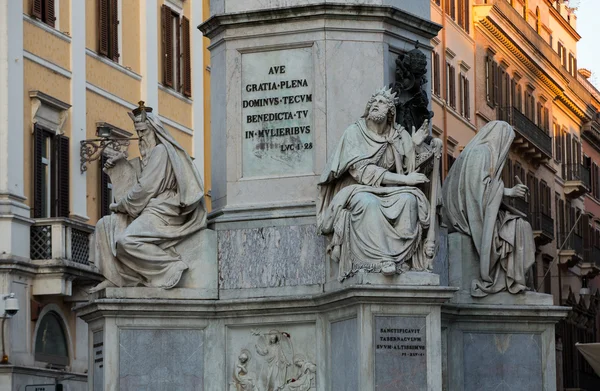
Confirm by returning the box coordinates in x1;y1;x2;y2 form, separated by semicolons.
363;87;397;125
239;349;251;364
128;101;158;160
403;48;428;76
293;354;305;368
268;330;279;344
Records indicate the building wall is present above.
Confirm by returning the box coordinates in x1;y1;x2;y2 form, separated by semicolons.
0;0;206;386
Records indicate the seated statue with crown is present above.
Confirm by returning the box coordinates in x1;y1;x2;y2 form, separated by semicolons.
317;87;442;280
89;102;206;292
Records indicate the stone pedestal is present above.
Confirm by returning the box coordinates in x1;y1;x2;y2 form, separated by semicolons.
444;232;569;391
77;284;456;391
77;3;456;390
200;3;441;300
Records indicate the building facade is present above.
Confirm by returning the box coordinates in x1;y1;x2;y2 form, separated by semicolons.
432;0;600;389
0;0;206;387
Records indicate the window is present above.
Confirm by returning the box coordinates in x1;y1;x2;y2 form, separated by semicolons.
485;55;499;107
446;62;456;109
100;155;113;217
98;0;120;62
35;311;69;366
33;124;69;219
432;52;441;97
542;256;552;294
536;7;541;34
568;53;577;77
434;0;441;5
558;42;567;68
459;73;470;119
498;68;510;108
161;5;192;97
445;0;456;20
31;0;56;27
592;161;600;200
524;90;535;121
457;0;470;33
554;122;562;162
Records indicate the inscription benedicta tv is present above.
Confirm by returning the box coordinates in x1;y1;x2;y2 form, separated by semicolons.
241;47;314;178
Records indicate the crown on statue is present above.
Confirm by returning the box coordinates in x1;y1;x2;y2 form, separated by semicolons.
372;87;398;105
131;101;153;122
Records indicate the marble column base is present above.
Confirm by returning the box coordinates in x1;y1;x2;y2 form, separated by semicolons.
77;285;455;391
442;303;570;391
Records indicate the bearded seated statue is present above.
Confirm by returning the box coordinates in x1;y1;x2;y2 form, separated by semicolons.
317;88;442;281
89;102;207;292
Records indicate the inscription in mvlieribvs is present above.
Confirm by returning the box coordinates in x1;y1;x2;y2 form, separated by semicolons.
241;47;314;178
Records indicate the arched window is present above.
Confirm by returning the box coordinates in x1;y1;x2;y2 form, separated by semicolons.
34;311;69;366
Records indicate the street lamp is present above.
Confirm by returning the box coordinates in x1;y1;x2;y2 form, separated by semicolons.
80;125;136;173
0;293;19;364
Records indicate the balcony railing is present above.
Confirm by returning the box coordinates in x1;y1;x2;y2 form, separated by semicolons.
497;106;552;158
558;231;584;256
531;212;554;242
583;246;600;268
30;218;93;265
563;164;591;188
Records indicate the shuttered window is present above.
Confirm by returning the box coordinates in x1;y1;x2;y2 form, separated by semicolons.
162;5;192;97
432;52;441;97
446;63;456;109
98;0;120;62
32;0;56;27
33;124;70;219
554;123;562;163
459;73;470;119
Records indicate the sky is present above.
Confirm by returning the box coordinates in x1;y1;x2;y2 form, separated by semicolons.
575;0;600;88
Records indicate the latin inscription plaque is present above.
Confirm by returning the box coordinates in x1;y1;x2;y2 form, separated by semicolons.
375;316;427;390
241;47;314;178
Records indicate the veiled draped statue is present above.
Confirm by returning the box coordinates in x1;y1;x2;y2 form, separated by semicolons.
317;88;442;280
90;103;206;292
442;121;534;297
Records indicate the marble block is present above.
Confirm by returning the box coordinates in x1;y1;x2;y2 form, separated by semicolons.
375;316;428;391
218;223;325;291
90;229;218;300
432;226;449;286
325;270;439;292
463;332;542;391
331;318;359;391
448;232;553;305
119;329;204;391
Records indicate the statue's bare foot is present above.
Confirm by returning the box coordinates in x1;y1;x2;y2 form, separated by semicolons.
88;280;116;293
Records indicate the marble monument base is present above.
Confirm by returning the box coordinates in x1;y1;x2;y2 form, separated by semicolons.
442;303;569;391
77;284;456;391
445;232;569;391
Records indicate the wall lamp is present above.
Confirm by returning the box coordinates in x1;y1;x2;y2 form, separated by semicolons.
80;124;136;173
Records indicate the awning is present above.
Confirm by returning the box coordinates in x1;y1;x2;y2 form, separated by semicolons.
576;343;600;377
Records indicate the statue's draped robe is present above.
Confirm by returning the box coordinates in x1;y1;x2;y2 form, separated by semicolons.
94;116;206;289
317;119;430;277
442;121;535;297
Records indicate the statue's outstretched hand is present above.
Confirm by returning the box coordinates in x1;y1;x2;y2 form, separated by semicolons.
412;119;429;146
504;184;528;199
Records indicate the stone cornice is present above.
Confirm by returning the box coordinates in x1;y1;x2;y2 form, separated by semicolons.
477;10;588;120
199;3;442;40
76;285;457;321
548;3;581;42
